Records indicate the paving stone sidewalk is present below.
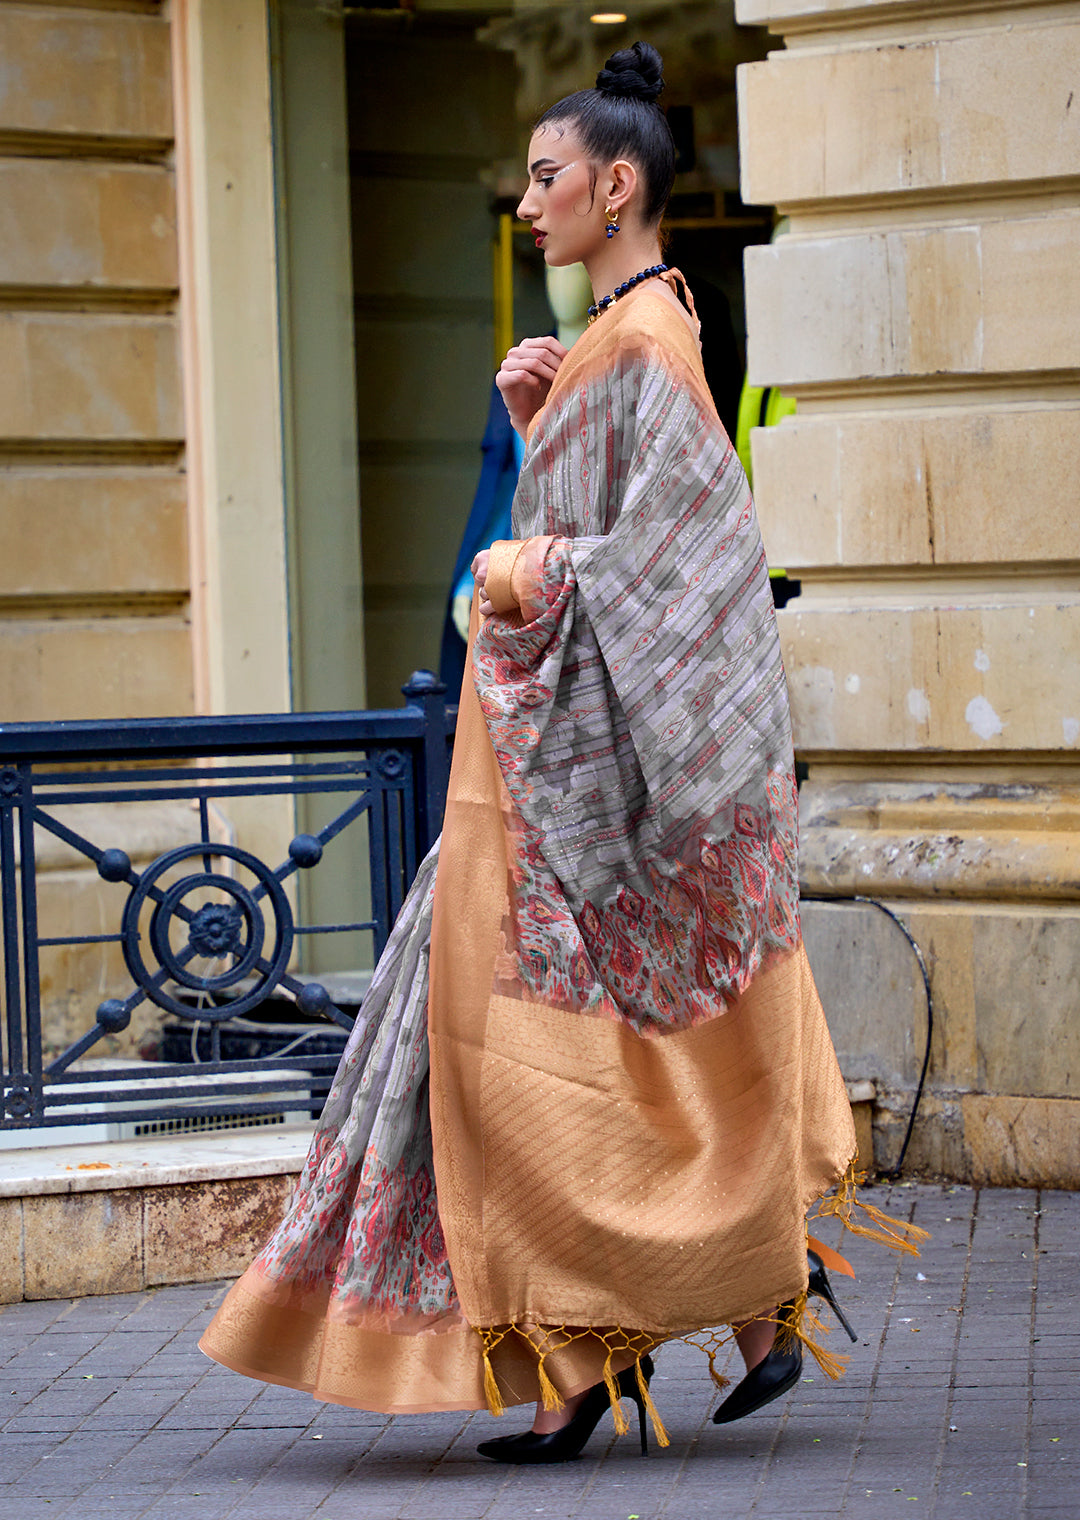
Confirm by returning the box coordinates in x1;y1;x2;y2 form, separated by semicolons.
2;1183;1077;1520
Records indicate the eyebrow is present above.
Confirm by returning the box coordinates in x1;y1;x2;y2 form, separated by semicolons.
529;157;560;174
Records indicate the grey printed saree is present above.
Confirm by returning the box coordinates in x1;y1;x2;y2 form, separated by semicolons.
200;285;878;1424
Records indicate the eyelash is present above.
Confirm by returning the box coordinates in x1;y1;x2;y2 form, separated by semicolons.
539;175;556;189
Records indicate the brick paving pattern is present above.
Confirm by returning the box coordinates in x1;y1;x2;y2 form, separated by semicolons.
2;1183;1077;1519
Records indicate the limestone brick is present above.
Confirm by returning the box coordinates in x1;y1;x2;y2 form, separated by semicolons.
961;1095;1080;1189
0;313;182;441
0;162;177;291
808;897;1080;1101
804;899;928;1091
0;475;187;597
739;21;1080;204
805;898;1080;1183
0;619;193;722
144;1174;295;1285
780;599;1080;753
22;1188;143;1299
754;407;1080;570
799;781;1080;902
745;211;1080;387
0;10;172;144
0;1198;23;1303
850;1101;874;1172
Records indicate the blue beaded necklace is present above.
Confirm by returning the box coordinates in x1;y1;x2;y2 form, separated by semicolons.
587;263;670;325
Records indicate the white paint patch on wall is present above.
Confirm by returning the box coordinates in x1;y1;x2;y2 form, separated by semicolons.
974;648;991;672
966;694;1005;740
844;674;861;694
1063;717;1080;746
907;688;931;723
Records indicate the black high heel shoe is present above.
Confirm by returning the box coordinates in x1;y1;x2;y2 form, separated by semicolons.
712;1251;859;1425
477;1354;654;1464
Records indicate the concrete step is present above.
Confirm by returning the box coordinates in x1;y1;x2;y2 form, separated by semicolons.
0;1125;313;1303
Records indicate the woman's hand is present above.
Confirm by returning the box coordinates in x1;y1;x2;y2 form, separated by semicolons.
495;336;568;438
471;550;493;618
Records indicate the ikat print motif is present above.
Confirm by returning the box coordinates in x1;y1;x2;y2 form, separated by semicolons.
474;312;801;1032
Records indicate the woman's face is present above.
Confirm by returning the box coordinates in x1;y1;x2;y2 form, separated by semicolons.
516;125;605;267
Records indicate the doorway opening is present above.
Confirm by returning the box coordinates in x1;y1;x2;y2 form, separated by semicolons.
341;4;775;707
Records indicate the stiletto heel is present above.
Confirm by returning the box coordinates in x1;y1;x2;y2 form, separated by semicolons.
477;1354;655;1464
807;1248;859;1343
634;1388;649;1456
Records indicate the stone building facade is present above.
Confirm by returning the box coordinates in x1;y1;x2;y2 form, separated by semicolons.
1;0;1075;1182
737;0;1080;1185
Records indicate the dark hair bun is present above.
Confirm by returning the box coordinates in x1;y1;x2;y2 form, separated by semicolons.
595;41;664;105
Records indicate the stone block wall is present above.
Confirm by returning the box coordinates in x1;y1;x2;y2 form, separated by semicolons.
0;2;190;720
736;0;1080;1184
0;2;194;1054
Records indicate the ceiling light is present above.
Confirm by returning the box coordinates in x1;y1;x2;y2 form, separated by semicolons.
590;12;628;22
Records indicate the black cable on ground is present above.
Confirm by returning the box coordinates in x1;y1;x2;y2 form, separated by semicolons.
801;892;934;1180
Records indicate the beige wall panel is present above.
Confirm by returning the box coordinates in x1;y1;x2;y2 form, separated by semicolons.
0;474;187;596
754;406;1080;569
971;913;1080;1095
780;600;1080;752
0;313;181;440
0;10;172;143
802;898;928;1090
0;619;193;722
0;161;177;291
739;23;1080;204
745;211;1080;386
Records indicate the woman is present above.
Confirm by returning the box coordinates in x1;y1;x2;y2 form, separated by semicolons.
200;42;918;1464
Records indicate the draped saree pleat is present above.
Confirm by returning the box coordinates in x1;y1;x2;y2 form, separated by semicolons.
200;286;898;1419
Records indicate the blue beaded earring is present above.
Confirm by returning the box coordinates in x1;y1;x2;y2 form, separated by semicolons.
604;204;621;239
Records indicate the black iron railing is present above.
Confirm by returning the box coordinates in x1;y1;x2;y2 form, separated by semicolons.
0;672;453;1136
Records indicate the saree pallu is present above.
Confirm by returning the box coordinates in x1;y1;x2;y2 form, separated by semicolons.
200;288;911;1425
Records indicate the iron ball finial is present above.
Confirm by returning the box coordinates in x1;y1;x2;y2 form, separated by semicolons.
96;999;131;1033
98;848;132;883
296;982;332;1018
289;834;323;869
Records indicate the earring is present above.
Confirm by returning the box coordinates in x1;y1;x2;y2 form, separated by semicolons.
604;204;621;238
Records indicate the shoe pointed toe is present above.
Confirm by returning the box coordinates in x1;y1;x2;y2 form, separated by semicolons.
712;1344;802;1424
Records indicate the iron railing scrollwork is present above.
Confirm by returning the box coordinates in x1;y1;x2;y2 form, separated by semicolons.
0;671;453;1136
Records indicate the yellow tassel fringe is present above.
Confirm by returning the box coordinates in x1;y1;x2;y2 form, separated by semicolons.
473;1164;924;1436
812;1159;930;1257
